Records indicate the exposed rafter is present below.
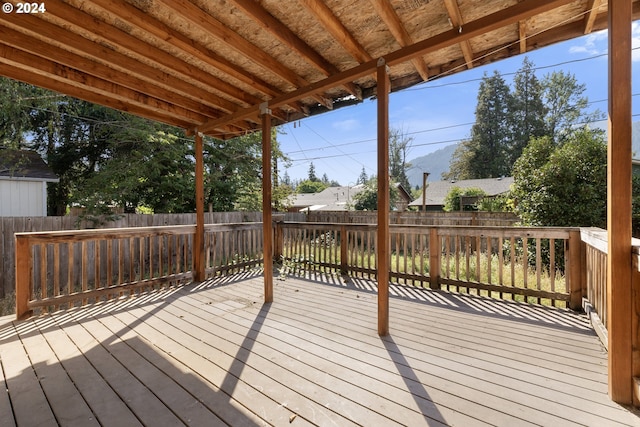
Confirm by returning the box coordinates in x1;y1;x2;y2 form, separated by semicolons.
230;0;362;100
370;0;430;80
519;19;528;53
198;0;578;134
0;0;636;139
298;0;372;63
584;0;606;34
443;0;475;69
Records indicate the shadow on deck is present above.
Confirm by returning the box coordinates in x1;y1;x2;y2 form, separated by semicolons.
1;271;639;426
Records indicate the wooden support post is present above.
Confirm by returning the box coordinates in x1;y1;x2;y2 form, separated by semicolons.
567;230;583;311
261;103;274;303
15;235;32;320
377;58;390;336
193;131;206;282
607;0;633;404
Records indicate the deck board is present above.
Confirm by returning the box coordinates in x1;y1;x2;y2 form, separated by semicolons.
1;273;640;426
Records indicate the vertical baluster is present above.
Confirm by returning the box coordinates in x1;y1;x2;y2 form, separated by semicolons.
82;241;88;305
53;243;60;309
536;237;542;304
522;237;529;301
498;236;504;299
67;242;74;300
549;238;556;306
107;239;113;298
510;236;516;300
39;243;47;312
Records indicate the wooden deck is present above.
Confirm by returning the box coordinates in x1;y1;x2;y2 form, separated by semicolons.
1;272;639;427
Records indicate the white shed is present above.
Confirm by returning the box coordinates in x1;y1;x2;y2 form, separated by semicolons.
0;149;59;217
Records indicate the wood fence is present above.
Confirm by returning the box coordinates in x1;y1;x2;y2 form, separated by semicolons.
306;211;520;226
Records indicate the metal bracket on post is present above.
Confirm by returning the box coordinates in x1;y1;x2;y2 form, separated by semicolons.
377;57;390;74
260;101;271;116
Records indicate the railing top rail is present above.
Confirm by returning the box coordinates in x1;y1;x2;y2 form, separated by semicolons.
581;227;640;255
280;221;577;236
15;224;197;241
15;221;264;243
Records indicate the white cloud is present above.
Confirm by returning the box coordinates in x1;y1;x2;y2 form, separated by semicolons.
633;22;640;62
568;29;607;56
568;25;640;62
332;118;360;132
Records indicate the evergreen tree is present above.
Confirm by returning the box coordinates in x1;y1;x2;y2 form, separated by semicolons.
308;162;318;182
447;70;511;179
507;57;546;165
357;167;368;185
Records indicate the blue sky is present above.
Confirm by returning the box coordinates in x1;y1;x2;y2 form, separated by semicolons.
277;23;640;186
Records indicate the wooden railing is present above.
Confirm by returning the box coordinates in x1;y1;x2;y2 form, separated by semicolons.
15;220;586;319
579;228;640;349
276;222;583;308
580;228;609;343
15;222;263;319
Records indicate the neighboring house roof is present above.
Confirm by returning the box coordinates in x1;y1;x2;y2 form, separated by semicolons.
290;185;364;211
409;177;513;207
0;149;59;182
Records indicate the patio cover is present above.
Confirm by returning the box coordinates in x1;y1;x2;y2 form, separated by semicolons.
0;0;637;403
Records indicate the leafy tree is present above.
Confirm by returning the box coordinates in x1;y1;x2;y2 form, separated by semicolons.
296;179;328;194
443;187;487;212
511;128;607;227
389;127;413;190
353;177;399;211
542;70;601;144
0;77;292;215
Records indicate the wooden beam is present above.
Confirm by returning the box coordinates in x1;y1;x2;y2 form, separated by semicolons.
371;0;430;80
193;131;206;283
199;0;573;134
299;0;372;63
231;0;362;100
607;0;633;404
443;0;475;69
584;0;605;35
377;58;390;337
261;105;274;303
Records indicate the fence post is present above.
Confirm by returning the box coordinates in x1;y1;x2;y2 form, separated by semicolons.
15;234;32;320
567;229;584;310
340;225;348;274
429;227;441;290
